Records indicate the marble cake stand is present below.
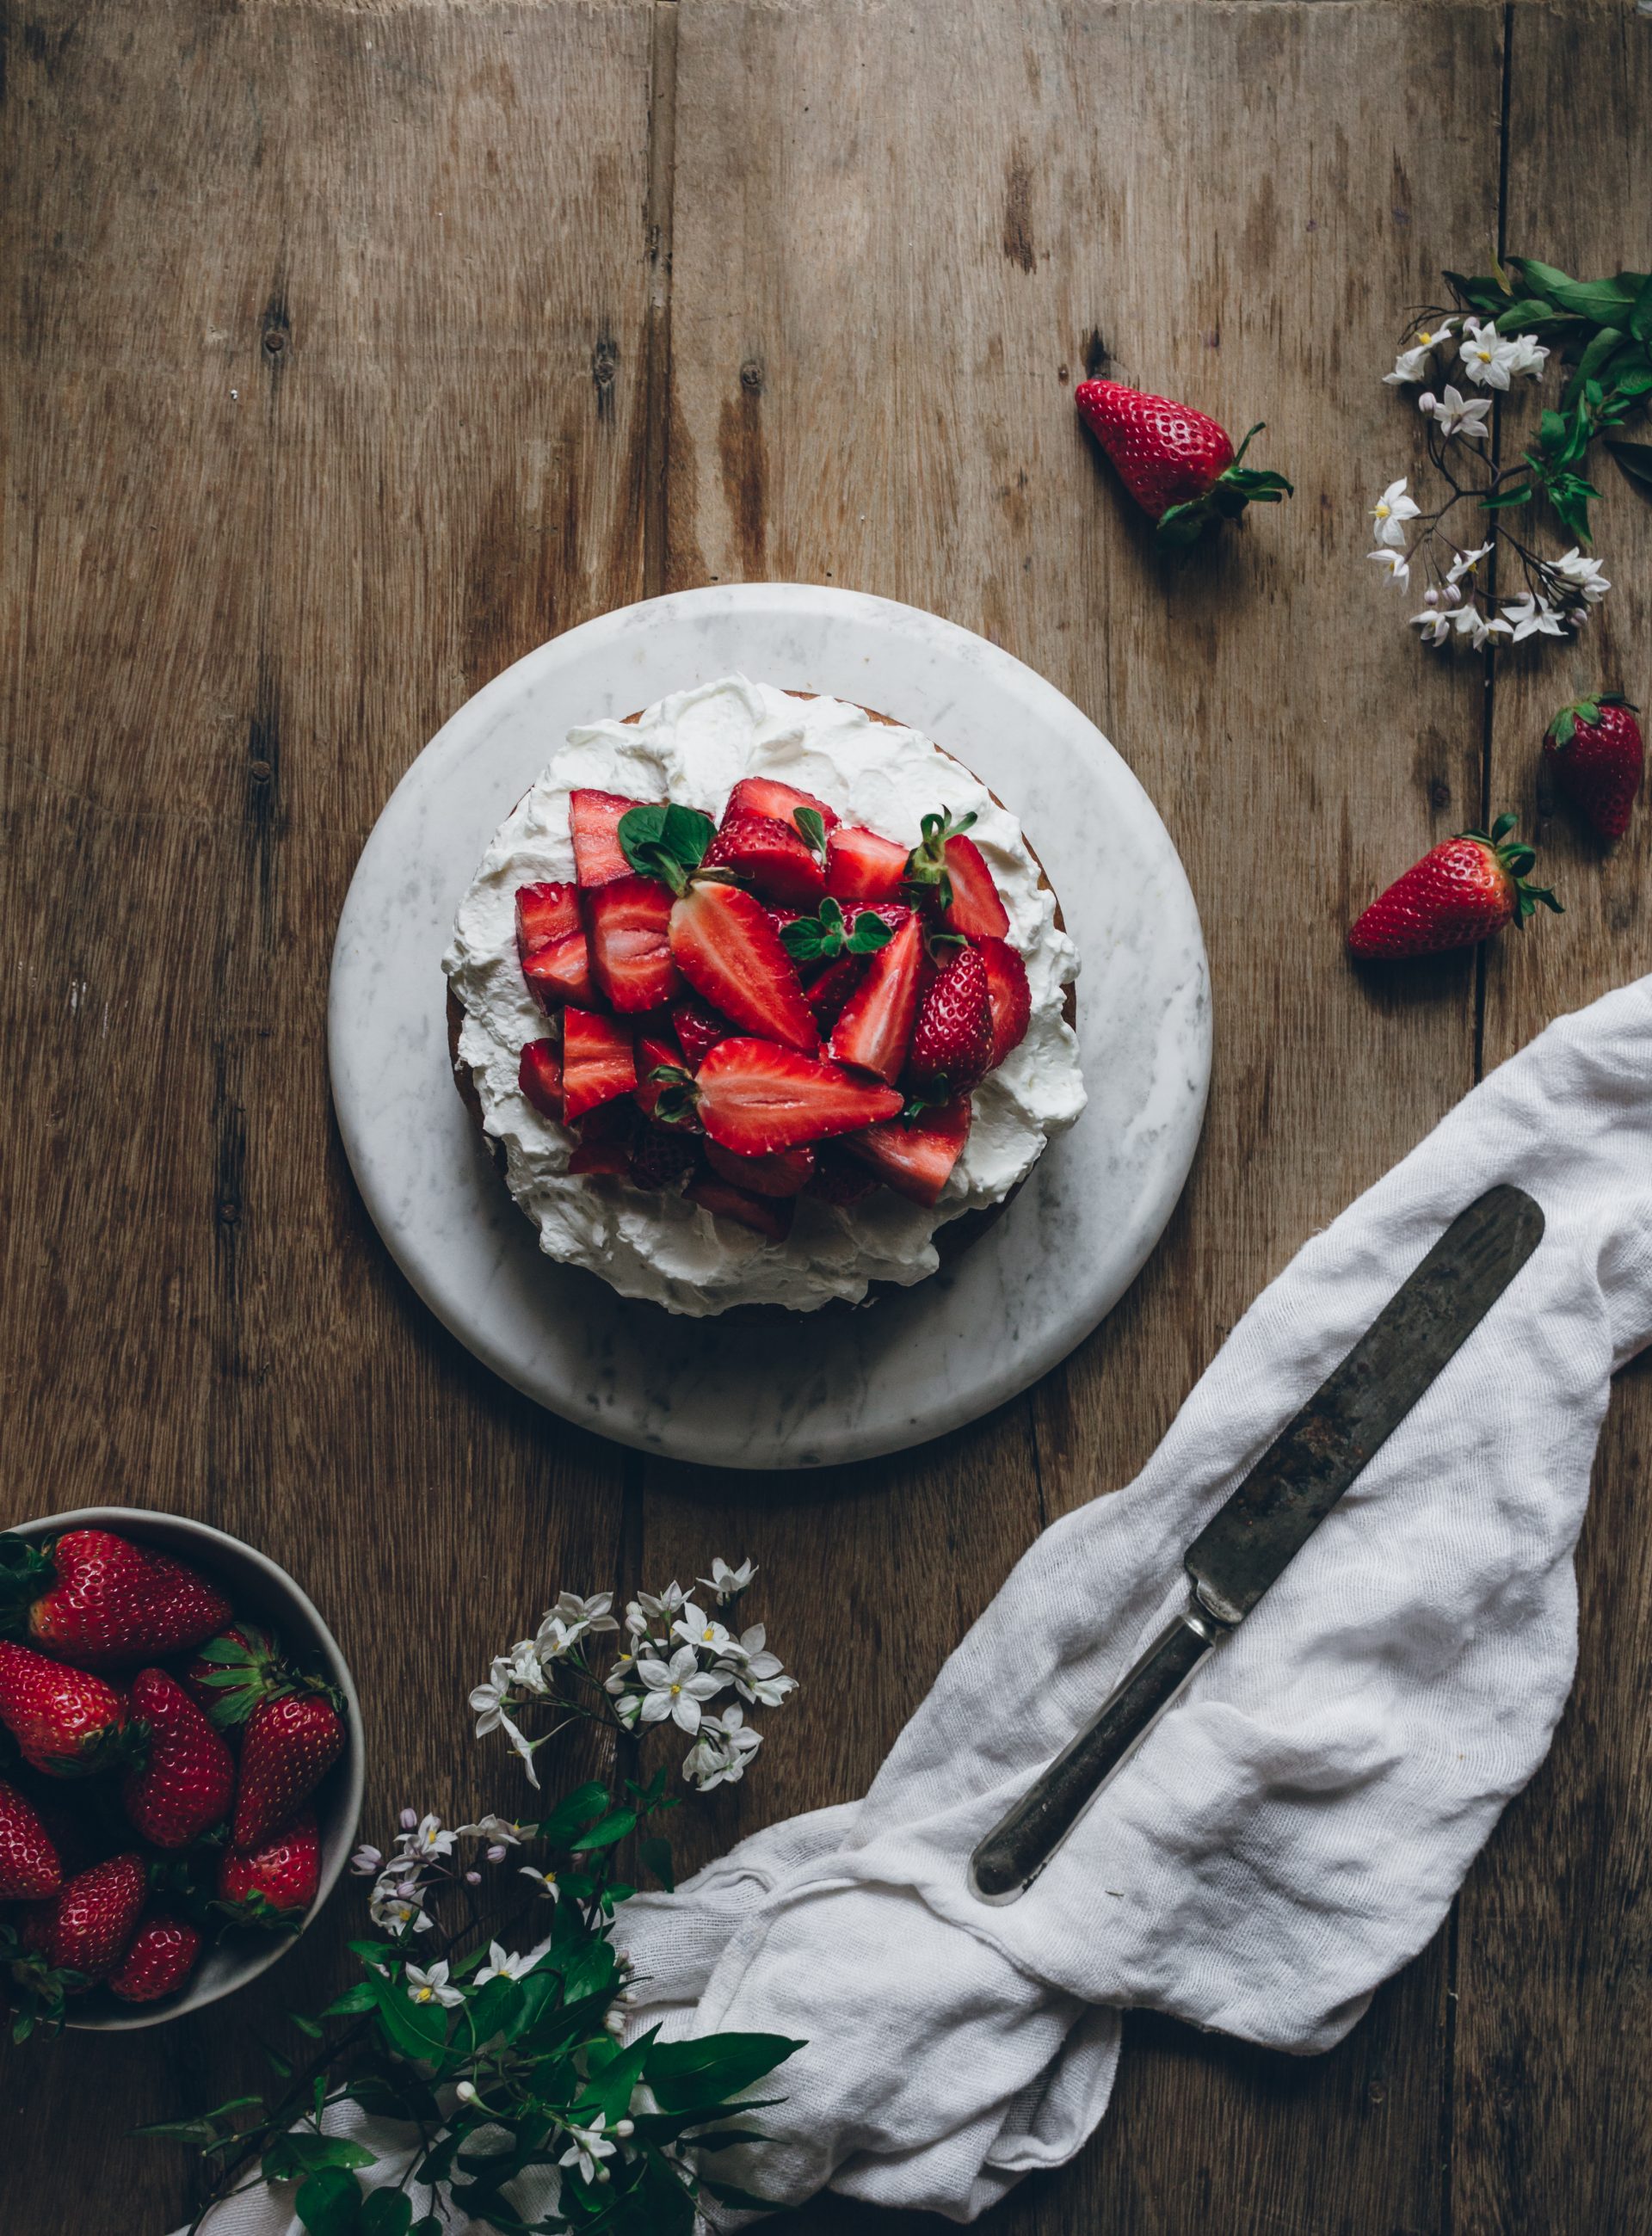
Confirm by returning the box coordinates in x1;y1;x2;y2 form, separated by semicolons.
329;585;1210;1469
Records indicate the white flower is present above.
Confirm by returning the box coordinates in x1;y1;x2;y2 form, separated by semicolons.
1383;319;1456;385
1370;477;1420;547
699;1557;756;1604
404;1959;464;2010
350;1844;383;1876
1409;602;1454;647
636;1581;687;1623
611;1691;642;1730
469;1658;518;1729
1549;546;1610;602
728;1627;798;1707
519;1863;561;1901
410;1814;456;1862
475;1941;534;1986
369;1888;435;1935
454;2081;478;2106
1367;547;1411;589
1501;591;1567;641
1446;541;1494;583
684;1704;764;1791
1502;332;1550;379
1453;601;1512;650
672;1604;734;1659
503;1639;549;1693
1458;317;1522;389
559;2121;617;2184
1419;385;1492;441
550;1590;620;1639
457;1814;524;1847
635;1643;725;1734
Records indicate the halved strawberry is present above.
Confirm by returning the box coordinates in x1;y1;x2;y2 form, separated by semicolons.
668;884;818;1054
519;1041;564;1123
515;882;579;959
723;775;839;839
687;1173;796;1241
806;952;867;1032
633;1025;687;1122
939;835;1010;939
705;1139;817;1198
693;1038;903;1154
570;789;648;889
908;945;992;1092
975;938;1032;1069
585;875;684;1013
828;912;922;1084
671;996;737;1069
827;824;909;903
703;814;827;909
521;925;599;1012
562;1011;636;1121
843;1096;972;1204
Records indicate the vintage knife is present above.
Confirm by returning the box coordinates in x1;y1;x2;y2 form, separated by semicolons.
967;1183;1544;1905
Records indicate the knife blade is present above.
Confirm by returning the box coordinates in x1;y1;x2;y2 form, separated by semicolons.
967;1183;1544;1904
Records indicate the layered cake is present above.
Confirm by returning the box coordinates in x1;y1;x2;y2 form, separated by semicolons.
443;676;1085;1315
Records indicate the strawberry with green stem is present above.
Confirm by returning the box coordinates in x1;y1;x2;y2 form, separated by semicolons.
4;1851;149;2035
901;810;1010;940
1075;379;1293;551
217;1810;320;1929
0;1640;139;1777
1348;813;1562;959
0;1528;231;1670
1543;693;1643;841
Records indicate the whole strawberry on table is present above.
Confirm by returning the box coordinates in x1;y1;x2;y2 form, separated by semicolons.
1542;693;1643;842
1074;377;1293;550
1347;813;1562;960
0;1528;344;2033
514;776;1038;1235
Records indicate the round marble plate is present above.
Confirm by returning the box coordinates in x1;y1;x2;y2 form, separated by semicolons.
329;585;1209;1469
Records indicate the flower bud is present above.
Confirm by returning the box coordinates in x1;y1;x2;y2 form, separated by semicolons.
614;2119;635;2139
455;2081;478;2105
400;1808;419;1831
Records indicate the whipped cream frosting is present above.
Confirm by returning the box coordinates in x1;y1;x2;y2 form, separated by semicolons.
443;676;1086;1315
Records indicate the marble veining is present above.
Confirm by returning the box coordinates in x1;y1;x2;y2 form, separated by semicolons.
328;585;1211;1469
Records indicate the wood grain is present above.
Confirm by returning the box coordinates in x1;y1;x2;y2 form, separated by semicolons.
2;2;1649;2233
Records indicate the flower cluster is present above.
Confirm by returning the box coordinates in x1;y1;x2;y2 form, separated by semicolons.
468;1558;794;1795
1368;254;1650;654
352;1807;525;1939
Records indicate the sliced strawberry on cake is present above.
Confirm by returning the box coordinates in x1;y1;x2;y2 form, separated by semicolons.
702;814;826;909
903;810;1011;939
561;1010;636;1122
570;790;650;889
705;1139;817;1198
585;876;684;1013
671;995;737;1069
669;884;818;1054
686;1172;796;1241
517;882;599;1011
974;937;1032;1069
827;823;909;903
844;1094;973;1205
689;1038;903;1154
724;775;838;839
518;1039;564;1122
827;911;923;1084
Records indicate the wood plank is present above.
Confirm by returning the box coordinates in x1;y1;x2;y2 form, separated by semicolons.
1454;6;1652;2230
663;2;1502;2228
0;1;655;2224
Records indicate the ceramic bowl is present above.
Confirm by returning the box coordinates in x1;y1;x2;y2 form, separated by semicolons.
4;1505;364;2030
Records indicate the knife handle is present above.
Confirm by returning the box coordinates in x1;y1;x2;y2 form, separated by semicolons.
967;1598;1229;1905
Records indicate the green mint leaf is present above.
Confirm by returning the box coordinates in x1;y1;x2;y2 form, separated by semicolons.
618;804;669;871
793;806;827;857
293;2165;365;2236
659;803;715;870
846;912;893;954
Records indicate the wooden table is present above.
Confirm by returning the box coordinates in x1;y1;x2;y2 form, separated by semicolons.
3;3;1649;2229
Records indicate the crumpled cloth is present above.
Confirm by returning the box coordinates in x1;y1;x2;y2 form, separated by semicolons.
185;973;1652;2233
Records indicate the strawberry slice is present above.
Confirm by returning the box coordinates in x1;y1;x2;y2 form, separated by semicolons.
693;1038;903;1154
705;1139;817;1198
723;775;839;838
668;883;818;1054
908;945;992;1092
521;926;600;1011
938;835;1010;939
843;1096;972;1205
570;789;648;890
703;814;827;909
518;1040;564;1123
515;882;579;959
561;1011;636;1121
569;1139;632;1178
827;912;922;1084
975;938;1032;1069
633;1025;687;1122
584;875;684;1013
806;952;867;1032
687;1173;795;1241
826;824;909;903
671;996;737;1069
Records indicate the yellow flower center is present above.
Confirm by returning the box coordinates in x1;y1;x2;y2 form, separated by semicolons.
1374;503;1390;520
415;1987;433;2003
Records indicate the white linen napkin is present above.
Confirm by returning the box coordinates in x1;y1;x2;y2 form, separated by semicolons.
183;971;1652;2233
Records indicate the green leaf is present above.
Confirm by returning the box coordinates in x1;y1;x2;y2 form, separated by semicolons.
536;1782;612;1845
644;2032;804;2114
324;1981;379;2017
263;2134;379;2181
1612;363;1652;398
1608;439;1652;492
639;1836;676;1892
1629;271;1652;346
289;2012;325;2041
1481;484;1532;511
571;1806;637;1853
1516;261;1634;323
576;2024;659;2126
375;1983;452;2065
294;2165;365;2236
1563;325;1624;411
845;911;893;955
359;2194;413;2236
792;806;827;858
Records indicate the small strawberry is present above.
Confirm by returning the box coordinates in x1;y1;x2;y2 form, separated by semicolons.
584;874;686;1013
1348;813;1562;960
682;1038;903;1155
108;1910;204;2004
702;812;829;909
570;789;650;889
844;1096;973;1205
1075;379;1292;549
518;1039;564;1123
686;1173;796;1241
828;913;924;1083
1543;693;1643;841
0;1777;61;1900
908;946;993;1093
826;823;909;903
231;1694;345;1851
217;1809;320;1928
121;1668;235;1850
974;938;1032;1069
705;1139;817;1198
723;774;838;840
0;1641;137;1777
561;1010;637;1122
21;1851;148;1980
0;1528;231;1670
901;810;1010;939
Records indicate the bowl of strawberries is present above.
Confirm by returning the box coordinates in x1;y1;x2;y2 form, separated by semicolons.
0;1506;363;2032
